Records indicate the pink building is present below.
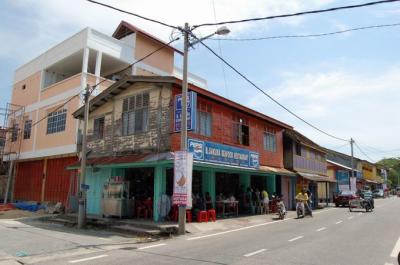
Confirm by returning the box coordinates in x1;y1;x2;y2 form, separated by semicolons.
4;21;205;204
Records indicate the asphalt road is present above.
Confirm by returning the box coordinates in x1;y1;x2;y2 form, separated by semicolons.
5;197;400;265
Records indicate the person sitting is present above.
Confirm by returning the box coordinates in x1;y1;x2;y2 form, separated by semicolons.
205;192;213;210
228;194;237;214
295;189;309;216
362;186;374;209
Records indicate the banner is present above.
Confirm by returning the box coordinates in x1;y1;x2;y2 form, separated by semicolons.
188;138;259;169
173;151;193;207
174;91;197;132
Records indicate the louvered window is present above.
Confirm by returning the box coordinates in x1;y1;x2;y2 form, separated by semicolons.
122;93;149;135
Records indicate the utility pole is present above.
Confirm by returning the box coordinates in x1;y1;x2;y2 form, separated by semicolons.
178;22;190;235
350;138;355;191
78;84;90;229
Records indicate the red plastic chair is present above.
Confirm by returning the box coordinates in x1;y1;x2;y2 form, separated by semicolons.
207;209;216;222
186;210;192;223
197;210;208;222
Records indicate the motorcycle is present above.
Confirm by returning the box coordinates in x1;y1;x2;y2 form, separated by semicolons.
276;197;286;220
349;197;373;212
296;200;305;218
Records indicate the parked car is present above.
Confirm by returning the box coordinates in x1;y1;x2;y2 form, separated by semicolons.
334;190;358;207
373;189;384;198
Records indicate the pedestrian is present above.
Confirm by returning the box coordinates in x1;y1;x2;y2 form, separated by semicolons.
262;189;269;214
306;190;313;217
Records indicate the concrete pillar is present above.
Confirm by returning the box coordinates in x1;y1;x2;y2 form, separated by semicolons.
239;173;251;189
266;174;276;195
81;47;90;90
202;169;216;207
94;51;102;96
153;165;166;222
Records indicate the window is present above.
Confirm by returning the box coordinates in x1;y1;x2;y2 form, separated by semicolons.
264;131;277;152
47;109;67;134
295;142;302;156
23;120;32;139
11;123;19;142
196;111;212;137
233;116;249;146
22;84;26;90
122;93;149;135
93;117;105;139
196;102;212;137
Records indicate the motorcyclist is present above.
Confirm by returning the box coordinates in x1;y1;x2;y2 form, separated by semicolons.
295;189;308;217
361;186;374;209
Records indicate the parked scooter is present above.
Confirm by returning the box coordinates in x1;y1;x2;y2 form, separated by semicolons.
276;196;286;220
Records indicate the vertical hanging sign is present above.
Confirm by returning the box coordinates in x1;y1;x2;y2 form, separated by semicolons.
174;91;197;132
173;151;193;208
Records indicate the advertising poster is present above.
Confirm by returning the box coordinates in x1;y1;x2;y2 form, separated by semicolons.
173;151;193;208
174;91;197;132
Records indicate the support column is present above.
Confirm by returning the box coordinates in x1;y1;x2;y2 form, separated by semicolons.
94;51;102;96
153;165;166;222
81;47;90;91
266;174;276;195
291;177;297;210
239;173;251;189
40;158;48;202
202;169;216;207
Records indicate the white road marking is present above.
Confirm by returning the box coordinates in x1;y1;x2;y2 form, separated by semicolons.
316;227;326;232
187;208;337;241
384;263;394;265
69;254;108;263
348;216;354;220
358;213;362;216
288;236;304;242
187;218;292;240
244;249;267;257
390;236;400;258
138;243;167;250
335;220;343;224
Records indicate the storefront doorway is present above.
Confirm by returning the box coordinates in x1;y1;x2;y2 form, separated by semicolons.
125;168;154;200
216;172;239;198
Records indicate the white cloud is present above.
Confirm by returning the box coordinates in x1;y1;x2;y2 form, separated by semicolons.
247;65;400;161
0;0;338;62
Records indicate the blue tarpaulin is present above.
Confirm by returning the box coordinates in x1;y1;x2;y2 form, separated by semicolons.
12;202;44;212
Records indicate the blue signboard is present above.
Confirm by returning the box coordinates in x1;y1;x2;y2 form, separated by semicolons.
188;138;260;169
336;170;349;185
174;91;197;132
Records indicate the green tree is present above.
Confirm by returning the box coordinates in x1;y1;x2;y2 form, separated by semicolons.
377;157;400;188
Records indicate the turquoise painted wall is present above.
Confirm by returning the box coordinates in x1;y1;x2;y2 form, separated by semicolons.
86;168;111;215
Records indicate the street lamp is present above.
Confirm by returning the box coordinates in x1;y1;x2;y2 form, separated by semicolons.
178;23;230;235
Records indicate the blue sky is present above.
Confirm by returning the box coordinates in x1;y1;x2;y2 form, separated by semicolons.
1;0;400;161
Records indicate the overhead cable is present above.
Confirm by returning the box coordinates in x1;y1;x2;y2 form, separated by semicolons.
211;22;400;41
193;0;400;29
189;32;349;142
354;141;376;162
86;0;178;30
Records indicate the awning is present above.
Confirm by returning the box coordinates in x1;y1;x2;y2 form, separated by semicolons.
297;171;337;183
259;166;296;176
66;152;174;169
326;159;361;172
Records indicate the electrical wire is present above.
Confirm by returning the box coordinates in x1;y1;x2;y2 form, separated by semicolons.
211;0;229;98
193;0;400;29
211;22;400;41
189;31;349;142
354;141;376;162
86;0;178;30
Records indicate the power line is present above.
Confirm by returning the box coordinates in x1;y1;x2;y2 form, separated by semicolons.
211;0;229;99
354;141;376;162
86;0;178;30
189;31;349;142
193;0;400;29
211;22;400;41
